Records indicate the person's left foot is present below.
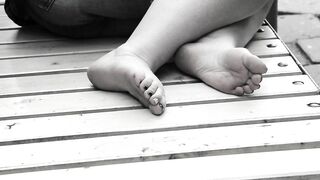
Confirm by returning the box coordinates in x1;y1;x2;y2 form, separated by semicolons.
174;43;268;95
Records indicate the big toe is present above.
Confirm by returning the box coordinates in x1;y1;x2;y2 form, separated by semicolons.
149;86;166;115
243;53;268;74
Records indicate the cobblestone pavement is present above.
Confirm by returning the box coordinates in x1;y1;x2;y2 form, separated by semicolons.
277;0;320;86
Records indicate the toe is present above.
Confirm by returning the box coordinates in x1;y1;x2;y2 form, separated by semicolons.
246;79;260;91
243;53;268;74
144;81;159;100
133;72;145;87
251;74;263;85
231;86;244;96
243;85;254;94
149;87;166;115
140;77;153;92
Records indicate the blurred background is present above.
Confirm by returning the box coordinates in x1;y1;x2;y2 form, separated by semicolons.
277;0;320;86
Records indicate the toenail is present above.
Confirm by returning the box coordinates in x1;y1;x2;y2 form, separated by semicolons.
159;103;164;111
153;98;159;105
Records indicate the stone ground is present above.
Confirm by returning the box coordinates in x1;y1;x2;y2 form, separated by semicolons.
277;0;320;86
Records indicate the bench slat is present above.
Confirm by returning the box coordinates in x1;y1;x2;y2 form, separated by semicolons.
0;38;123;60
2;148;319;179
0;39;288;60
0;75;317;120
0;28;63;44
2;94;320;144
0;52;103;77
0;55;301;78
0;66;307;97
0;26;275;44
1;119;320;174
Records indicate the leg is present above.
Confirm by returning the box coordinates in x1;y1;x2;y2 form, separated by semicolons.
87;0;271;115
174;1;273;95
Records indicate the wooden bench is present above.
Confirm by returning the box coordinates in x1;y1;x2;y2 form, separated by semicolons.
1;1;320;179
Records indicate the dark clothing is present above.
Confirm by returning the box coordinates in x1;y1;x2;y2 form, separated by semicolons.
5;0;151;38
4;0;34;26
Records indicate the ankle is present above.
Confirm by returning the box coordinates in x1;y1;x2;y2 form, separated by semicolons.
116;43;159;71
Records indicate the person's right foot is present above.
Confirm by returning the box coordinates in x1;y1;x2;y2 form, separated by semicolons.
87;47;166;115
174;44;268;95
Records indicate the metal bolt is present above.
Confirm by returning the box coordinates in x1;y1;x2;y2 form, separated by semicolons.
267;43;277;48
293;81;304;85
278;62;288;67
258;28;265;33
307;103;320;108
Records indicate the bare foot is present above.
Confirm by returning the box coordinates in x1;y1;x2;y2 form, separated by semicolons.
174;44;267;95
87;47;166;115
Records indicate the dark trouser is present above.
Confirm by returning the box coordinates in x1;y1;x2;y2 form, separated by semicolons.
26;0;151;38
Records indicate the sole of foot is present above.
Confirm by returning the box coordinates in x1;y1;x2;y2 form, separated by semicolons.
175;46;267;96
87;48;166;115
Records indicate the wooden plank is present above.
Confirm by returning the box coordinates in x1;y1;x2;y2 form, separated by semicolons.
0;54;301;78
0;25;273;44
2;95;320;144
2;148;319;179
253;25;277;40
0;39;288;60
0;52;104;77
247;39;289;57
0;75;317;119
0;27;64;44
0;67;193;97
0;38;124;60
0;70;310;98
2;119;320;173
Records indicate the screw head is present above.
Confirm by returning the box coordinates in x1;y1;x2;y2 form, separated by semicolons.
267;43;277;48
308;103;320;108
278;62;288;67
293;81;304;85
